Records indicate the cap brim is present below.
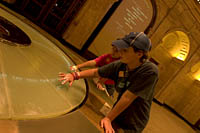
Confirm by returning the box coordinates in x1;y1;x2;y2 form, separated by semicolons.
112;40;129;50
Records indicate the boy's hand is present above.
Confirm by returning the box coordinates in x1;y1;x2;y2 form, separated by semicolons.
58;72;74;86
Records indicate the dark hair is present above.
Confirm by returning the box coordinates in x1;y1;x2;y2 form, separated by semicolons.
133;46;149;63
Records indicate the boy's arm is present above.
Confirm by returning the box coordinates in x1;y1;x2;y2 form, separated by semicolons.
106;90;137;121
59;68;99;86
100;90;138;132
76;60;96;69
71;60;96;71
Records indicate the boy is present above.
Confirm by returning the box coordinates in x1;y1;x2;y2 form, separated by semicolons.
59;32;158;133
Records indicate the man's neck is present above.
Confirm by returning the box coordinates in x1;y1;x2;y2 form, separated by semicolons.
127;61;142;71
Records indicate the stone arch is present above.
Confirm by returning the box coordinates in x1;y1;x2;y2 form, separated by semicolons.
161;31;190;61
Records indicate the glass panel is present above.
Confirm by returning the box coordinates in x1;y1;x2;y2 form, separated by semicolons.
55;0;73;11
51;6;65;18
44;14;60;29
51;0;73;17
24;1;41;18
35;0;46;5
14;0;26;8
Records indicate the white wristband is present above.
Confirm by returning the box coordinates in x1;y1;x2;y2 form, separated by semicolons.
71;65;78;71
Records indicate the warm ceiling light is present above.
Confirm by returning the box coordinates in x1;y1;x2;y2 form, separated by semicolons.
175;54;185;61
196;75;200;81
193;72;200;81
162;31;189;61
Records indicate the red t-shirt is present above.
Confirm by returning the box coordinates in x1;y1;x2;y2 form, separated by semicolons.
94;54;119;85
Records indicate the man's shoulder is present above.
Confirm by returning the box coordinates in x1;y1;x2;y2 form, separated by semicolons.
110;60;123;66
96;54;111;61
140;61;159;75
100;60;123;70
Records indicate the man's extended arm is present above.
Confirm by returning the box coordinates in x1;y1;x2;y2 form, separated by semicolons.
59;68;99;86
71;60;96;71
100;90;138;132
76;60;96;69
107;90;137;121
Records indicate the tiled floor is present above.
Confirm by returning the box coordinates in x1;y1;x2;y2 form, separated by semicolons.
143;103;197;133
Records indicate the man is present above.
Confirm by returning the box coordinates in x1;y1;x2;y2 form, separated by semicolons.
70;45;120;97
59;32;159;133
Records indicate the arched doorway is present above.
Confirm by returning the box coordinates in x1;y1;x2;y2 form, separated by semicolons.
151;31;190;99
162;31;190;61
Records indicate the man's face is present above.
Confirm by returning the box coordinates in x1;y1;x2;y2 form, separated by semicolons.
111;46;120;58
118;47;142;64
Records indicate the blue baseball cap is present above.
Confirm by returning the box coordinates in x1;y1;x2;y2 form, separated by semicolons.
112;32;152;52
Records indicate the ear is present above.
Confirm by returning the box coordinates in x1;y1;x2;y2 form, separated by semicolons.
136;51;144;58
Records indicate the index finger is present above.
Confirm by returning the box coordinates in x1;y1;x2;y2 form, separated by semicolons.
59;73;66;77
61;79;69;85
100;120;104;128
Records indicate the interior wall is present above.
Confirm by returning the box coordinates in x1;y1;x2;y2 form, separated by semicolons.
149;0;200;125
88;0;154;56
62;0;117;50
62;0;200;125
163;50;200;124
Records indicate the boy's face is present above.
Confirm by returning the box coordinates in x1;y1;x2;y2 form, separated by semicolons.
111;46;120;58
118;47;143;64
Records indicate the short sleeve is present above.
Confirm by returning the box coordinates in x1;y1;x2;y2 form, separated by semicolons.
94;54;109;67
98;61;121;81
128;73;158;100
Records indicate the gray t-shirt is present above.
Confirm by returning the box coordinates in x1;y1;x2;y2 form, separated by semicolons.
98;60;158;132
